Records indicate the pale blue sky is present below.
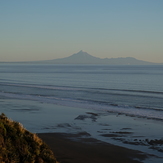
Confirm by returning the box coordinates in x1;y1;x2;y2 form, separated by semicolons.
0;0;163;62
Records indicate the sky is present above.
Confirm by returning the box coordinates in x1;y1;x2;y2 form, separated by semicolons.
0;0;163;62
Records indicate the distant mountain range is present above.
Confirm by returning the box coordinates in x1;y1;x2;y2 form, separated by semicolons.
40;50;158;65
1;50;160;65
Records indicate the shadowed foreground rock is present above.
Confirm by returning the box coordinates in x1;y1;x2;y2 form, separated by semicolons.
0;113;59;163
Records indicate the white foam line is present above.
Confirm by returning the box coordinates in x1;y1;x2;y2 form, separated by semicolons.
1;92;163;121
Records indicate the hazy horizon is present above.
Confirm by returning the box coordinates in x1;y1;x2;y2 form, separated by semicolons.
0;50;161;64
1;1;163;63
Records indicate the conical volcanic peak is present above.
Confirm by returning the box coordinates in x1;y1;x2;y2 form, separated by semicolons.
58;50;100;64
68;50;99;59
38;51;158;65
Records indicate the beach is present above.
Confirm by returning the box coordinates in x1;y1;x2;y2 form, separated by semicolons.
38;132;147;163
36;108;163;163
1;99;163;162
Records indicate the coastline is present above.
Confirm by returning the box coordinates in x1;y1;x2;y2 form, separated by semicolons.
2;99;163;162
38;132;148;163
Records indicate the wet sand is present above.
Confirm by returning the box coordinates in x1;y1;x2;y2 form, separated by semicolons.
38;132;148;163
3;100;163;162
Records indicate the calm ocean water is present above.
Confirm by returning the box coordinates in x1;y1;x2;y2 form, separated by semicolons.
0;63;163;121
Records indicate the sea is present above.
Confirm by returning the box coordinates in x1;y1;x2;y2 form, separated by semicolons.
1;64;163;119
0;63;163;162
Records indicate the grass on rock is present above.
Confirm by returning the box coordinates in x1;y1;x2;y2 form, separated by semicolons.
0;113;59;163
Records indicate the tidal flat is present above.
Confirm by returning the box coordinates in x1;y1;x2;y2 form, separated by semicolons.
1;98;163;162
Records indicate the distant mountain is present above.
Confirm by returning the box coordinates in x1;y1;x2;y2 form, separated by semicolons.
3;50;158;65
44;50;157;65
49;50;101;64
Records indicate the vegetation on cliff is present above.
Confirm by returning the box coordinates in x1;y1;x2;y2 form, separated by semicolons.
0;113;58;163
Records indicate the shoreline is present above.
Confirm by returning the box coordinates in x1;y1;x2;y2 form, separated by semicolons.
2;99;163;162
38;132;148;163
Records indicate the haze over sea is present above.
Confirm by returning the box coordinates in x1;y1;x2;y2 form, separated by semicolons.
1;63;163;162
